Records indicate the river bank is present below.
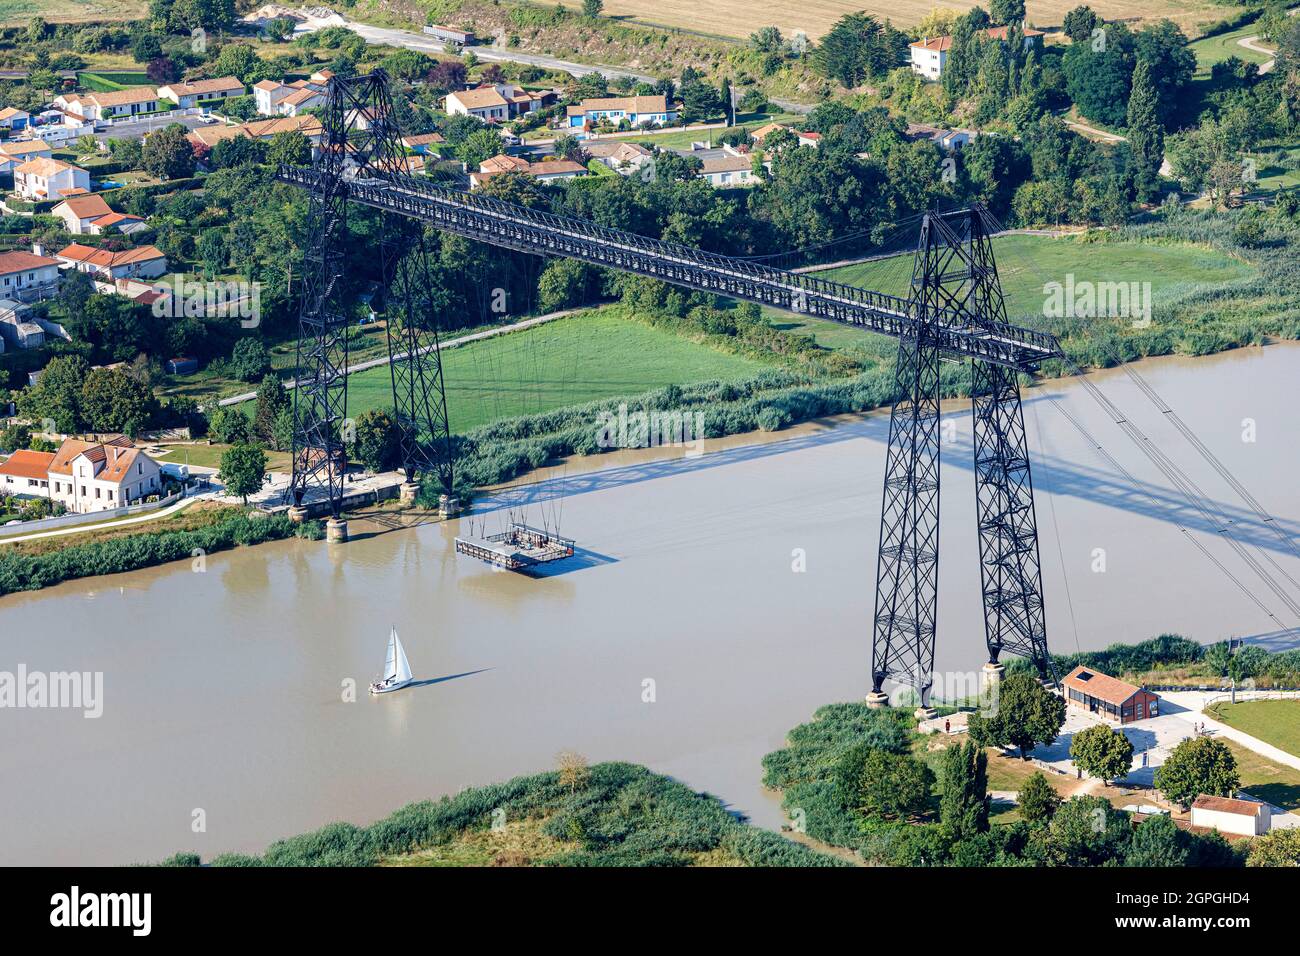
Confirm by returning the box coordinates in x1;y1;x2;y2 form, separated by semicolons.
3;343;1299;864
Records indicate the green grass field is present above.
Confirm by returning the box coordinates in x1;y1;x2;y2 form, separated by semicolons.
343;308;766;432
816;234;1256;323
1222;739;1300;811
1188;22;1275;76
1208;699;1300;758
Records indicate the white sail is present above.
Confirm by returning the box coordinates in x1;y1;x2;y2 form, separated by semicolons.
381;628;399;682
392;630;413;684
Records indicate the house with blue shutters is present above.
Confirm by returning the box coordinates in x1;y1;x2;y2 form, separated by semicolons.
566;95;677;131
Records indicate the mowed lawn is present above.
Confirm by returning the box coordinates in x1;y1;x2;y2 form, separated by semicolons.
1221;739;1300;811
344;309;766;433
1208;699;1300;758
1188;22;1274;76
815;234;1255;323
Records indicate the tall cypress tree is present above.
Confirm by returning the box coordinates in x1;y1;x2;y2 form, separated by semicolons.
940;739;990;841
1126;58;1164;202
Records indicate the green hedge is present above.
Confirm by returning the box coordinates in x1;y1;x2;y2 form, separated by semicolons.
0;512;320;597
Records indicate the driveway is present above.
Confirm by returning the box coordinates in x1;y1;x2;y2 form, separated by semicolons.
1029;707;1190;788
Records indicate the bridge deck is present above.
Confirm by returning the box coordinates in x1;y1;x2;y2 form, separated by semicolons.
275;165;1063;371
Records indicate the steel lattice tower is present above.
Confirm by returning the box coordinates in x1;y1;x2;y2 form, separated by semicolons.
287;71;454;514
870;207;1053;702
870;215;945;705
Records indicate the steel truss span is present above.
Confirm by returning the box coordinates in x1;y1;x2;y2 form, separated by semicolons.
275;165;1062;371
278;70;1062;690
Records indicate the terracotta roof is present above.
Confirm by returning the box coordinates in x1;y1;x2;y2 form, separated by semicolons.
99;444;141;482
56;243;165;269
449;87;509;110
86;87;159;108
90;212;142;230
568;95;668;117
281;87;324;107
583;141;652;161
0;106;29;120
48;435;133;477
253;79;283;92
0;139;52;157
480;153;529;174
1192;795;1267;817
700;154;753;174
0;250;60;274
189;114;324;147
0;449;55;481
15;157;81;178
401;132;445;147
750;122;792;141
56;194;113;220
160;76;244;98
1062;665;1146;707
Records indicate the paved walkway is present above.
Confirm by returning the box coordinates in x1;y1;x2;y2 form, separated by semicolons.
0;495;199;545
1161;690;1300;772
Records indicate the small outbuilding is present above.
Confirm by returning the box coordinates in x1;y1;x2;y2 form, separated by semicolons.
1190;795;1270;836
1062;665;1159;724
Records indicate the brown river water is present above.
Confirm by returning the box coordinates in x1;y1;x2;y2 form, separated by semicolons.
3;343;1300;865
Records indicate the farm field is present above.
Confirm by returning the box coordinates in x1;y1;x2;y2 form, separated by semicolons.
0;0;144;24
1207;699;1300;758
598;0;1223;40
816;234;1256;322
343;307;767;432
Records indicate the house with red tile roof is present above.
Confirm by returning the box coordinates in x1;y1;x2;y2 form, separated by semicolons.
47;435;162;513
0;448;55;497
55;243;168;283
0;249;61;303
13;157;90;200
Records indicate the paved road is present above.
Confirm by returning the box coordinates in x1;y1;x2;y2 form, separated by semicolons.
99;113;211;142
1239;35;1279;74
295;15;813;114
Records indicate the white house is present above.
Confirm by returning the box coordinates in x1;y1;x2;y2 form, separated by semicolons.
63;87;162;122
253;78;326;116
910;25;1045;80
0;106;31;130
187;114;325;156
697;147;757;188
55;243;168;283
12;157;90;200
1190;795;1270;837
53;194;146;235
47;435;163;513
157;76;246;108
0;139;52;175
0;448;54;498
567;94;676;131
583;141;654;175
469;154;588;189
0;250;61;303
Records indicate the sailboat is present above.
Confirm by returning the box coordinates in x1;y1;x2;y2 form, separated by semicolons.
369;626;414;695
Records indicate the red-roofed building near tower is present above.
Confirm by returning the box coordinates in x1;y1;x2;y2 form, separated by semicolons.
47;435;162;513
55;243;168;284
1062;665;1160;724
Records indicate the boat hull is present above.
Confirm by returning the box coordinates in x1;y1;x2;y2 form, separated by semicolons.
369;678;414;695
